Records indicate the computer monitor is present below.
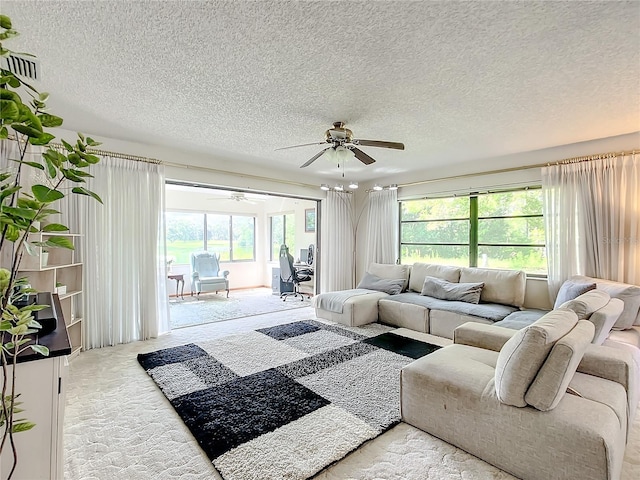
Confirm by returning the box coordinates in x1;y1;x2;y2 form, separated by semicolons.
299;248;309;264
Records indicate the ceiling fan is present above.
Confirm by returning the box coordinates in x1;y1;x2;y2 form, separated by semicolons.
276;122;405;168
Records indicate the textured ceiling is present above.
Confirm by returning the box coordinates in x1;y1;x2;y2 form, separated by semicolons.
2;1;639;183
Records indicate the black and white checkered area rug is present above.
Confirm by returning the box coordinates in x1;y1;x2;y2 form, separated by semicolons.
137;320;441;480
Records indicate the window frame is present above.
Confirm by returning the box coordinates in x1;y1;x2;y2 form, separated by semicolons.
399;187;546;275
269;213;295;261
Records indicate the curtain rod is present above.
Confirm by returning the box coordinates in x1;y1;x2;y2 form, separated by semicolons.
398;149;638;189
4;136;319;189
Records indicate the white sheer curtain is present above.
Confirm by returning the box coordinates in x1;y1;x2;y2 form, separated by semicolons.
76;156;170;348
364;189;398;266
320;191;355;292
542;152;639;297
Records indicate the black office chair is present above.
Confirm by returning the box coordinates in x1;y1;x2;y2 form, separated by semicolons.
279;244;312;301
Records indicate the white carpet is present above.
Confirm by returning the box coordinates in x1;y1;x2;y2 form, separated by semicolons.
64;307;640;480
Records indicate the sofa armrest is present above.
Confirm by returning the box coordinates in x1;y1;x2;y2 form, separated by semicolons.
191;271;200;281
222;270;230;278
453;322;518;352
577;344;636;395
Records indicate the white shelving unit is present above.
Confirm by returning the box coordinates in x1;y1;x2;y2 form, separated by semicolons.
18;233;84;359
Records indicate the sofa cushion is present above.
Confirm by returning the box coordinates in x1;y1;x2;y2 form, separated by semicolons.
381;292;517;321
408;263;461;292
357;271;404;295
570;275;640;329
369;263;411;291
494;309;547;330
554;279;597;308
525;320;595;411
420;276;484;304
588;298;624;345
459;267;526;308
559;289;610;319
494;309;579;407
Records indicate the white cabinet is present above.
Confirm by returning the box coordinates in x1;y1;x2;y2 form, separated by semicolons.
18;233;84;358
0;355;67;480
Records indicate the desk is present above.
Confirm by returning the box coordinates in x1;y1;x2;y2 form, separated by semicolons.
168;273;185;299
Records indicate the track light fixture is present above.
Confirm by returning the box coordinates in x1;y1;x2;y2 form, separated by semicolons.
348;181;359;189
320;184;330;191
373;184;383;191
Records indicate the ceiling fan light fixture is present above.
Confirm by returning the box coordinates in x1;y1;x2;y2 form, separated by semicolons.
320;184;330;191
348;181;359;189
373;184;383;191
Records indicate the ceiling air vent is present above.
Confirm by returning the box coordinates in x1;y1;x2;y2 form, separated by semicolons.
2;53;40;81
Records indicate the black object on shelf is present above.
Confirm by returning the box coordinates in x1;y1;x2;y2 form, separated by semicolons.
14;292;58;336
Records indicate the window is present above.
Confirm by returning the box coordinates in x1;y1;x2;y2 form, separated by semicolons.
166;211;255;263
400;188;546;274
270;213;295;261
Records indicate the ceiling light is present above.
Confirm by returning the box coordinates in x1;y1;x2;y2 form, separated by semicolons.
334;184;344;191
320;184;330;191
348;181;359;189
373;184;383;191
389;184;398;190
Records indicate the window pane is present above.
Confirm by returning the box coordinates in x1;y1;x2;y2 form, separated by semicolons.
400;245;469;267
401;220;469;244
271;216;284;261
285;213;295;255
232;216;255;260
478;190;543;217
401;197;469;221
478;246;547;274
207;214;230;261
165;212;204;264
478;217;545;244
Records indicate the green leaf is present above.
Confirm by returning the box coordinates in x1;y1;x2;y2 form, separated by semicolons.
0;89;22;103
11;123;41;138
0;185;20;202
67;169;93;178
1;206;36;220
20;304;47;312
45;236;74;250
83;154;100;164
43;157;57;178
38;92;49;102
19;161;44;170
0;99;19;121
61;169;83;182
0;14;12;29
68;152;81;165
61;139;73;152
12;421;36;433
86;137;101;147
38;113;63;128
28;132;55;146
42;223;68;232
76;140;86;152
0;126;8;139
30;344;49;356
77;132;85;142
32;185;64;203
72;186;103;204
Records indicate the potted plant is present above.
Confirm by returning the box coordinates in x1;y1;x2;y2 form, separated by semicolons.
0;14;103;478
54;282;65;296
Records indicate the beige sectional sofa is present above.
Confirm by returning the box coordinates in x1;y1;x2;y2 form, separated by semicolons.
315;262;640;479
401;315;637;480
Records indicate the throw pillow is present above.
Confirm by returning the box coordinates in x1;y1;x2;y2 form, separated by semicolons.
525;320;595;411
357;271;405;295
368;263;411;291
571;275;640;329
494;308;579;407
554;279;597;309
420;276;484;304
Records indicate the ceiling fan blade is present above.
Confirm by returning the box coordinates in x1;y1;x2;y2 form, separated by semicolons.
300;148;330;168
352;139;405;150
351;147;376;165
276;142;327;151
